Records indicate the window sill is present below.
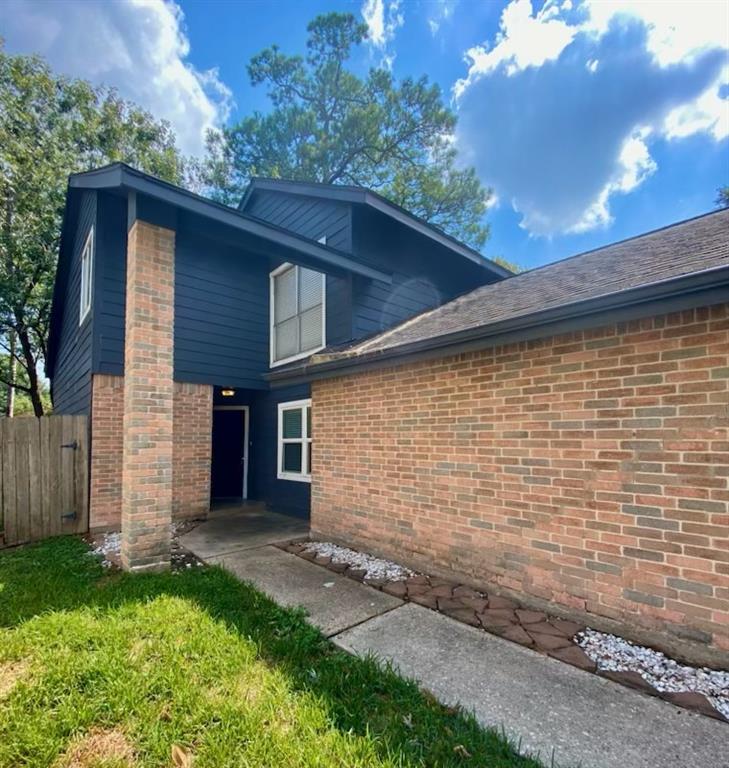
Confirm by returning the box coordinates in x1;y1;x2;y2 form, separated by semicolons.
270;344;325;369
277;472;312;484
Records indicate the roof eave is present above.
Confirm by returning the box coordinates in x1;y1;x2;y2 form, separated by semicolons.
240;177;512;278
69;165;392;284
266;264;729;387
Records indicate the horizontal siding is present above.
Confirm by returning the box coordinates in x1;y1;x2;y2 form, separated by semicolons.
251;383;311;517
52;191;96;414
351;207;496;340
95;193;127;375
246;190;352;252
174;228;270;388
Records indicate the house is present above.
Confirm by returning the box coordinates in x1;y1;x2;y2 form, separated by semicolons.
47;163;508;570
269;208;729;656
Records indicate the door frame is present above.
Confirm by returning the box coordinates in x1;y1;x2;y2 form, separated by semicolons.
212;405;250;499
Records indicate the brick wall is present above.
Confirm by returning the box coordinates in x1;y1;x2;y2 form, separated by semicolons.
89;375;212;530
312;303;729;652
90;374;125;531
173;382;213;520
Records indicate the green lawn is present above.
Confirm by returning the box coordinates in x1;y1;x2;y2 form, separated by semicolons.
0;537;542;768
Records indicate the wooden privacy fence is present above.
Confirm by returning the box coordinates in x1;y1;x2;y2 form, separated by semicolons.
0;416;88;548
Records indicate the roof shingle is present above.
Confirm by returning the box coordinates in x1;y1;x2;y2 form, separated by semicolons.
337;208;729;358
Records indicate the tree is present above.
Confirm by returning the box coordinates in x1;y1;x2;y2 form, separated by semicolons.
716;186;729;209
198;12;492;251
0;44;183;416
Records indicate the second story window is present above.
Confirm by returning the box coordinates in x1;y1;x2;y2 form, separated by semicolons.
270;263;325;366
79;226;94;324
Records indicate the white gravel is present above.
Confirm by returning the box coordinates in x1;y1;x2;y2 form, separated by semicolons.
577;628;729;719
90;531;121;567
303;541;415;581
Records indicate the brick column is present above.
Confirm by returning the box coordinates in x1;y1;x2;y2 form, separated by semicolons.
120;220;175;571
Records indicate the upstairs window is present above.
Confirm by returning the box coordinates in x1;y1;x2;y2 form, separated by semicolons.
277;399;312;482
270;263;325;366
79;227;94;324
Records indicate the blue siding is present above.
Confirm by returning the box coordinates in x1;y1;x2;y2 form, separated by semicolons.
52;191;96;414
95;193;127;375
251;383;311;517
351;207;495;338
246;190;352;252
174;227;270;388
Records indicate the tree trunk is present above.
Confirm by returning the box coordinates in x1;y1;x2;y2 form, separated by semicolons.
6;331;16;417
16;325;44;417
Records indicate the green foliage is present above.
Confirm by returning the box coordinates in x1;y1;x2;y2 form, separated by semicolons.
0;43;183;415
716;186;729;209
0;354;51;415
197;13;492;250
0;537;542;767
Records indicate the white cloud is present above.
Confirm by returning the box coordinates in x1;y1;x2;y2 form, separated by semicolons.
455;0;728;235
427;0;458;37
2;0;232;156
454;0;575;93
361;0;404;68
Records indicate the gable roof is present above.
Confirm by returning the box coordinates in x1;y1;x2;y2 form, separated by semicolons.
239;177;512;278
268;208;729;384
47;164;394;379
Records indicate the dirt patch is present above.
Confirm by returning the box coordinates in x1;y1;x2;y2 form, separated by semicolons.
0;658;30;699
56;728;136;768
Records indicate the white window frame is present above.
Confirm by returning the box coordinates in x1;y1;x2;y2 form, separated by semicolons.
269;262;326;368
277;398;312;483
79;226;94;324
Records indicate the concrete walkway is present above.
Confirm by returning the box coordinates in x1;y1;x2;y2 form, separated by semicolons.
182;511;727;768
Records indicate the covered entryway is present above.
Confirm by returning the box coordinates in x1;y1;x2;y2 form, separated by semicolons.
211;406;249;501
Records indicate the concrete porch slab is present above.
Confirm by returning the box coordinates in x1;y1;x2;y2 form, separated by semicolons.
334;603;727;768
179;508;308;559
210;545;403;636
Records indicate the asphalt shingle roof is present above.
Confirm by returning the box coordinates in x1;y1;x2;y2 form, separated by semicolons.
338;208;729;358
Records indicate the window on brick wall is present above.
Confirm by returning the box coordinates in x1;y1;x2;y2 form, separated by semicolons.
79;226;94;324
270;263;325;367
277;399;312;482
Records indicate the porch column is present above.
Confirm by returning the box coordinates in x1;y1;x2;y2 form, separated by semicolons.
120;219;175;571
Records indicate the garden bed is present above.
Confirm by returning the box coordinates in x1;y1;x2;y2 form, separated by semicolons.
280;539;729;724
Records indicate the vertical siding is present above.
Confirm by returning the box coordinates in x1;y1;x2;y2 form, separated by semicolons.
52;191;96;414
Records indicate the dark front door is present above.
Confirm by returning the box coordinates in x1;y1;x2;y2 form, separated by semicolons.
211;408;248;500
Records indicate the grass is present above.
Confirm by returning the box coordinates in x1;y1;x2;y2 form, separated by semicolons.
0;537;544;768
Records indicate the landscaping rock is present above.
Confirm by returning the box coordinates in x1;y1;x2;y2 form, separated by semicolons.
549;645;596;672
481;608;517;624
443;608;480;627
405;583;431;597
478;609;517;629
486;595;518;610
662;692;728;722
437;597;466;613
453;585;482;600
549;618;585;637
382;581;408;598
524;620;565;638
326;561;349;574
528;631;572;652
346;568;367;582
458;596;489;613
500;625;534;646
515;609;546;625
429;584;455;598
364;577;388;588
410;593;440;610
406;574;430;586
601;670;657;694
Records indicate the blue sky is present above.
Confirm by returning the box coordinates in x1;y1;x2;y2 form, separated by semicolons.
3;0;728;269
